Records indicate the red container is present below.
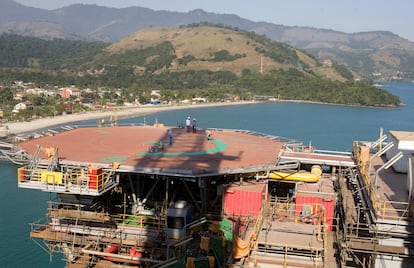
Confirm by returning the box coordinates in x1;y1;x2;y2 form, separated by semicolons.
89;167;102;175
18;168;26;181
295;194;335;231
88;167;102;190
223;183;266;218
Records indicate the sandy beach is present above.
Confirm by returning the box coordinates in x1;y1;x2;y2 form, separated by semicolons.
0;101;255;137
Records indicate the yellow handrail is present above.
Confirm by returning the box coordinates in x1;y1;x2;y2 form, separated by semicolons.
251;199;328;267
354;144;410;221
251;240;324;266
17;165;113;193
112;213;165;230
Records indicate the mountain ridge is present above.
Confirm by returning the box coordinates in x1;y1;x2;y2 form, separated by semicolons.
0;25;401;107
1;0;414;79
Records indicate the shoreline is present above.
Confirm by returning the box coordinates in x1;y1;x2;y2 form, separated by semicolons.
0;97;400;138
0;101;256;137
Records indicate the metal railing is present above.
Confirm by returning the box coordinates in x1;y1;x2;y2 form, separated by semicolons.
251;240;324;267
247;198;328;267
354;142;411;222
17;165;116;195
112;213;166;231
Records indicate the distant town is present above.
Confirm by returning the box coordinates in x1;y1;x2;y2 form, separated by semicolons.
0;81;225;124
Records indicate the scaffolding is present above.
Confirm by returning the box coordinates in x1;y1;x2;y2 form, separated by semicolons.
29;200;178;267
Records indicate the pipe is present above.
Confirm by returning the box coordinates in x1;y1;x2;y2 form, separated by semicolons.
268;165;322;183
255;171;270;181
81;248;163;264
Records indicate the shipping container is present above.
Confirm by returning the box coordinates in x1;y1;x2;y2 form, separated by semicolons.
223;182;266;218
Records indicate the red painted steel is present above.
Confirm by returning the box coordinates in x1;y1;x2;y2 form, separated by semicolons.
88;167;102;189
224;183;266;217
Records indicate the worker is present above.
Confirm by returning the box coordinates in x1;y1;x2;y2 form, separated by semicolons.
185;116;191;132
192;118;197;133
168;128;173;145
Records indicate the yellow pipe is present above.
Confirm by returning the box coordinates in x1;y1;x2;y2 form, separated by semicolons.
268;165;322;183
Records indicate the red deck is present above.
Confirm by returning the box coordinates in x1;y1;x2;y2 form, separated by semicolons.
17;126;285;176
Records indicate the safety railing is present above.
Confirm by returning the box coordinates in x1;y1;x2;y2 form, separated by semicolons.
353;142;411;222
375;200;410;221
112;213;166;231
253;199;328;267
45;201;165;231
33;206;166;243
265;199;327;229
251;240;324;268
322;210;327;268
17;165;117;196
284;144;315;153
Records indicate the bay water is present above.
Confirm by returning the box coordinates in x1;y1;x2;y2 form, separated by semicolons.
0;82;413;267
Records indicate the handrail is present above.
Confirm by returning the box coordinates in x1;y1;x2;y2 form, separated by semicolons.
251;240;324;266
254;199;328;267
354;142;410;221
112;213;165;230
17;165;116;195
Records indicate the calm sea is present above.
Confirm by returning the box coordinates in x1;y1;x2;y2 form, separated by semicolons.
0;82;413;267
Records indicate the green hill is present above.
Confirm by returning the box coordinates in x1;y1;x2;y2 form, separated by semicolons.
99;25;350;81
0;25;401;107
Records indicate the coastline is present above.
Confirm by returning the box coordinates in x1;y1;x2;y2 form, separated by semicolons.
0;96;400;138
0;101;255;137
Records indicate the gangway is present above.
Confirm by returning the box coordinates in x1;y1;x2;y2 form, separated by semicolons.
0;140;32;165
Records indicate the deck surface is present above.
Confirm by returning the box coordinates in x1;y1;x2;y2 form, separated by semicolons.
257;221;323;249
17;125;285;175
370;154;410;221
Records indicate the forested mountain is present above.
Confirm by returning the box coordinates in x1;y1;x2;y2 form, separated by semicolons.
1;0;414;80
0;26;400;108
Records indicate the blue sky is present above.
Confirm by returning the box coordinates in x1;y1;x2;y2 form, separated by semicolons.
15;0;414;41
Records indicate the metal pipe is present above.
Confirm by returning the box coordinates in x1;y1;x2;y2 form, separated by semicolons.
374;151;403;188
255;171;270;180
81;248;163;263
368;141;394;175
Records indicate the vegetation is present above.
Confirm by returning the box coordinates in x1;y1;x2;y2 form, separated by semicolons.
209;50;245;62
332;63;354;81
185;22;305;66
0;34;107;70
0;27;402;122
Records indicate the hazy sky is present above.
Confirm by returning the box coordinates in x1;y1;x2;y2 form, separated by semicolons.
15;0;414;41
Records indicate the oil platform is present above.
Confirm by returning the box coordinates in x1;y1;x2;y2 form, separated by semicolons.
1;123;414;267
